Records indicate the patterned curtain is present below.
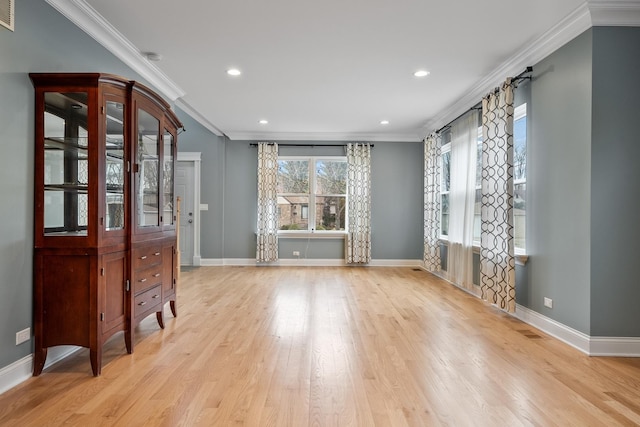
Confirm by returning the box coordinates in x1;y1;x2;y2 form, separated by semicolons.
480;79;515;312
424;133;441;272
256;142;279;262
346;143;371;264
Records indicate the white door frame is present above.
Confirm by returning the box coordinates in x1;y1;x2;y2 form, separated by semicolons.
177;152;202;266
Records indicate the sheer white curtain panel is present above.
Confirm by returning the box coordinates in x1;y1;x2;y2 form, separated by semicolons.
447;111;479;291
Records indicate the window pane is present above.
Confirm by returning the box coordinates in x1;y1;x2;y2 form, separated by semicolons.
514;116;527;181
442;151;450;192
137;109;160;227
278;196;309;230
316;196;345;231
474;188;481;241
441;194;449;236
514;183;526;249
476;142;482;187
316;160;346;194
277;160;309;193
106;101;125;231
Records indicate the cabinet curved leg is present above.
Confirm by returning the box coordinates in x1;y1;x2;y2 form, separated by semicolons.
170;300;177;317
156;310;165;329
125;324;133;354
32;348;48;376
89;348;101;377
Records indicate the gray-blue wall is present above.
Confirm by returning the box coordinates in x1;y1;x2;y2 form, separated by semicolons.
0;0;175;370
215;141;424;260
527;29;593;334
590;27;640;336
175;111;227;259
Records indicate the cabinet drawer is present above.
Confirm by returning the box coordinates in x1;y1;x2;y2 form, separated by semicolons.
132;265;162;294
134;284;162;318
133;245;162;270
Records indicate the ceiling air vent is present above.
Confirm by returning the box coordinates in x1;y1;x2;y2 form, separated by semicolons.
0;0;14;31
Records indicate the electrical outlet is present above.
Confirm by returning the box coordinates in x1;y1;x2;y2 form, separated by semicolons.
16;327;31;345
543;297;553;309
293;251;300;257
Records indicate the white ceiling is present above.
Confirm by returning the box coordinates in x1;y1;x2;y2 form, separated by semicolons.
47;0;635;141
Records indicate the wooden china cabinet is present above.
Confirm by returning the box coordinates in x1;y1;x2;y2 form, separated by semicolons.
30;73;182;376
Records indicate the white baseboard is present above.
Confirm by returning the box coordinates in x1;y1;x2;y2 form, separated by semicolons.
368;259;424;267
514;304;591;354
199;258;224;266
0;355;32;395
514;304;640;357
0;345;81;396
589;337;640;357
199;258;424;267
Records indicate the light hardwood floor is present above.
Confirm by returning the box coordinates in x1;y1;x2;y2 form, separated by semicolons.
1;266;640;426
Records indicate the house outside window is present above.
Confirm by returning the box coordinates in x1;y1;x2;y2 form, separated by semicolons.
277;157;347;232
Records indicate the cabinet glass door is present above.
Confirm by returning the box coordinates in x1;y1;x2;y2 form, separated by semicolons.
162;129;174;226
136;109;160;227
105;100;125;230
43;92;89;236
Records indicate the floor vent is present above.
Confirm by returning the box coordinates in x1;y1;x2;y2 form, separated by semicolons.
518;329;543;339
0;0;14;32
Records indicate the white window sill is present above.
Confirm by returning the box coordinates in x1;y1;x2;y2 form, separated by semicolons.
438;238;529;266
278;231;347;239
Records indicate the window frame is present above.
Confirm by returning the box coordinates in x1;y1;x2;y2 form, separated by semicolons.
513;103;527;254
438;103;527;259
277;155;348;238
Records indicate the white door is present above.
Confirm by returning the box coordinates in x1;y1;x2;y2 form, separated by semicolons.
176;161;195;265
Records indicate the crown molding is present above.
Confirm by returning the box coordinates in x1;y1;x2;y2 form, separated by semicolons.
44;0;185;101
422;1;640;136
225;131;422;142
421;2;593;135
47;0;640;141
588;0;640;25
174;99;225;137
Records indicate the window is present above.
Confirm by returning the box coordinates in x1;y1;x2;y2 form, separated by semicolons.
513;103;527;251
439;126;482;240
474;126;482;242
277;157;347;232
440;103;526;251
440;141;450;237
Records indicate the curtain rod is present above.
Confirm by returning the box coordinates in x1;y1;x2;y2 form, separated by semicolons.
435;66;533;135
435;106;481;135
513;66;533;83
249;143;374;147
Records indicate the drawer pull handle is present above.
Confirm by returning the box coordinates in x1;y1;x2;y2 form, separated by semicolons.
138;301;146;306
154;252;161;256
139;278;147;283
152;294;160;299
153;273;161;277
140;256;147;260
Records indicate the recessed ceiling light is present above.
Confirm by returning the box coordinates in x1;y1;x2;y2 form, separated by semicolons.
143;52;163;62
227;68;242;76
380;120;389;125
259;119;269;125
414;70;430;77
